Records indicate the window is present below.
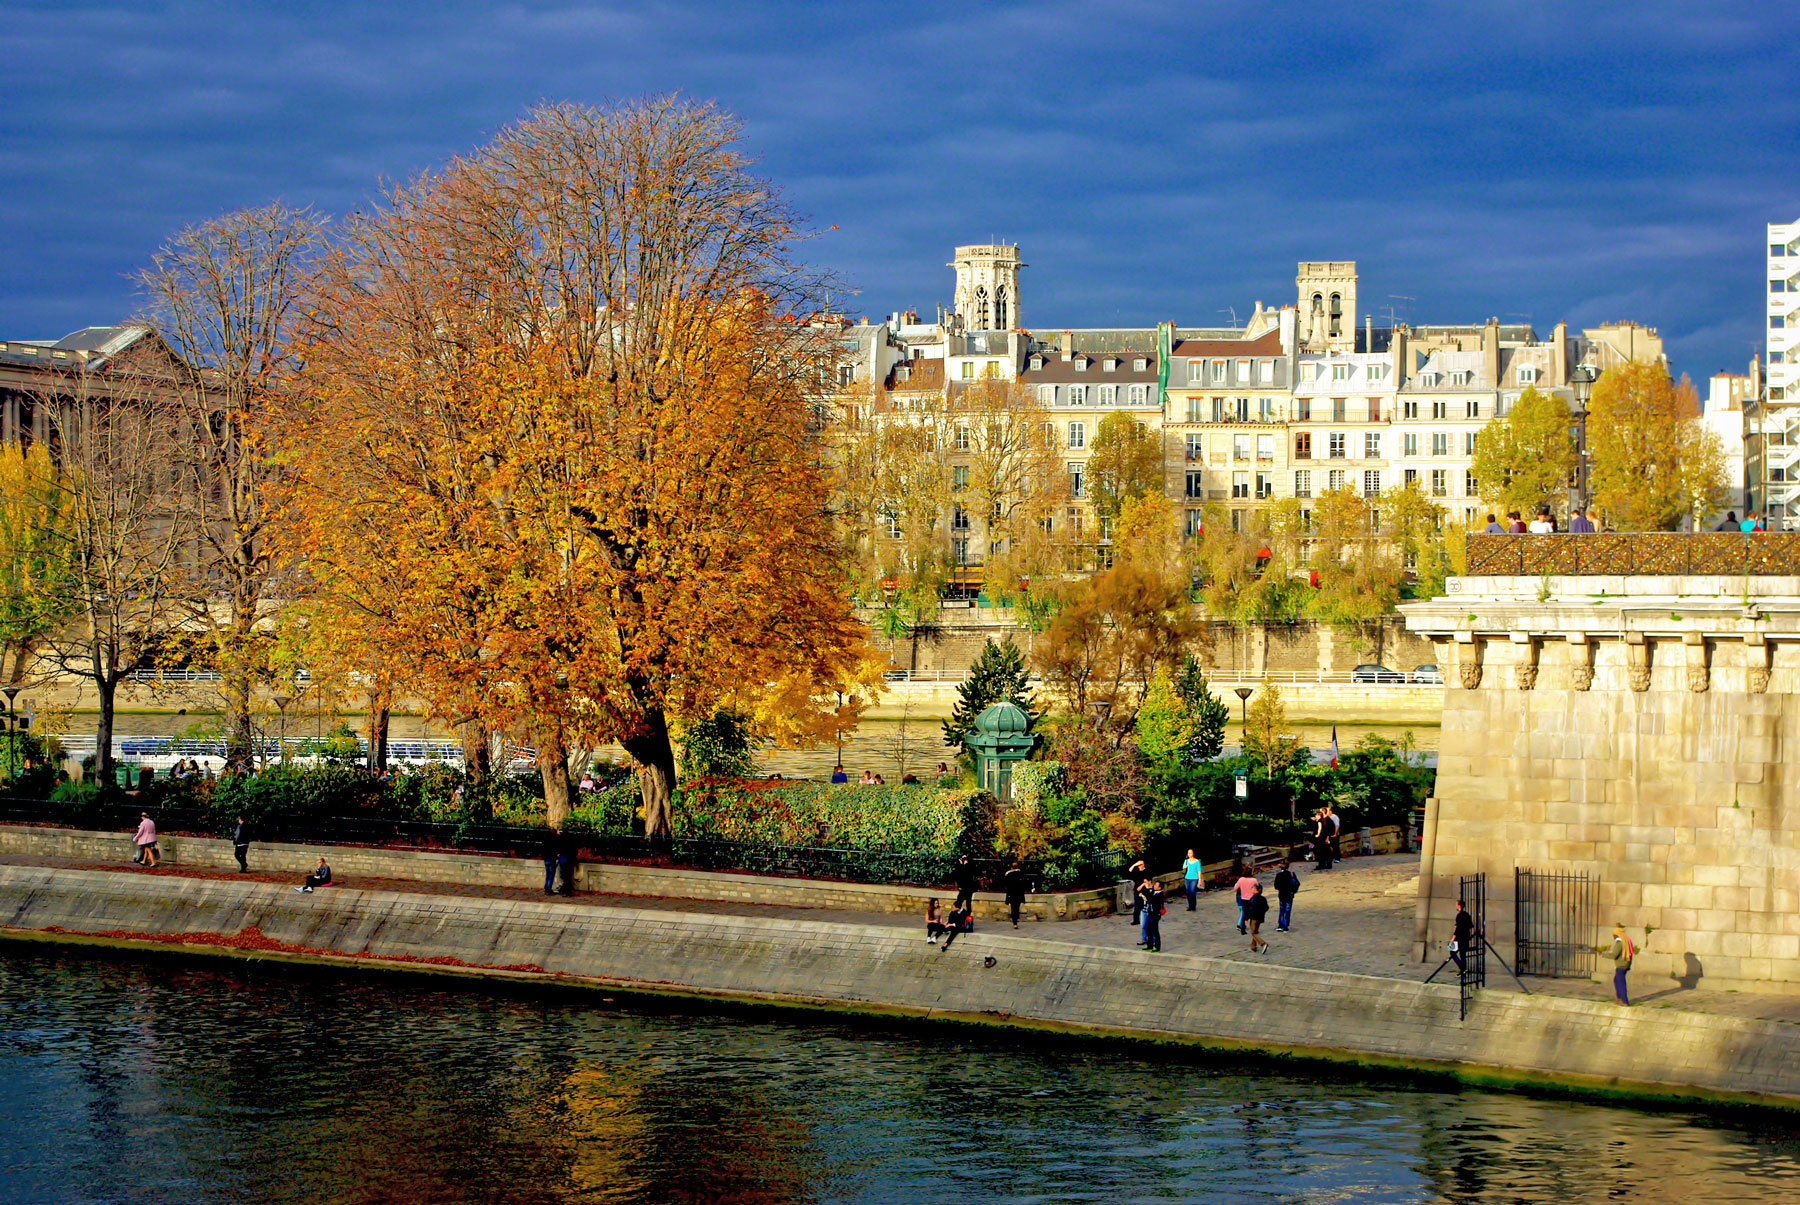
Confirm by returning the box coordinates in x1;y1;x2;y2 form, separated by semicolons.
1296;397;1312;421
1134;358;1148;371
1187;397;1204;422
1128;384;1146;404
1036;385;1055;404
1364;432;1381;459
1068;384;1089;405
1211;360;1227;382
1232;471;1249;499
1776;243;1788;257
1187;360;1203;381
1259;359;1275;383
1186;433;1203;461
1068;508;1084;537
1230;509;1244;533
1332;362;1350;381
1068;463;1084;497
1430;469;1448;497
960;361;974;380
1332;398;1347;421
1465;470;1478;497
1403;432;1418;456
1234;397;1250;422
1466;399;1481;419
1068;423;1085;449
1040;514;1054;536
1294;469;1312;498
954;425;970;450
1256;433;1274;460
1236;359;1251;380
952;466;969;490
1041;421;1056;447
1185;508;1203;537
1302;362;1320;382
1233;434;1250;461
1775;280;1787;294
1451;370;1472;386
1098;515;1114;542
1778;315;1790;330
1185;470;1204;498
985;360;1000;378
1368;398;1382;422
1327;469;1346;492
1258;396;1273;422
1518;366;1539;383
1329;432;1346;458
1294;432;1312;459
1103;358;1117;372
1363;470;1381;497
1432;400;1448;419
1366;364;1385;381
837;365;853;386
1030;355;1044;370
1256;472;1273;499
1431;432;1449;456
952;504;970;531
1098;384;1117;405
1403;468;1418;487
1464;431;1478;455
1403;399;1419;419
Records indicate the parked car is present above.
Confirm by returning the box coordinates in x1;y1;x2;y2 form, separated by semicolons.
882;668;910;682
1350;663;1407;684
1410;664;1443;684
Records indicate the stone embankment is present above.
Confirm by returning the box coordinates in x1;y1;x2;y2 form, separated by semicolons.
3;856;1799;1110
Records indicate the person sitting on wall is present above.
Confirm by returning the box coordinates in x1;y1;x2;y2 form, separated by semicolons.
296;856;332;893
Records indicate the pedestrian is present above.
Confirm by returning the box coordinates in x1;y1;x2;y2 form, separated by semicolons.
830;764;848;784
1182;848;1204;911
940;901;970;952
1233;866;1259;934
541;827;560;895
1714;510;1739;532
295;856;332;893
1568;507;1595;534
1507;510;1527;534
1002;861;1029;928
1450;898;1474;972
859;769;875;784
1247;884;1270;954
557;829;578;895
1326;805;1342;862
1312;810;1334;870
1142;878;1165;952
232;815;250;874
952;854;980;912
924;897;948;944
1527;508;1554;534
1605;923;1637;1005
1742;509;1764;533
1273;860;1299;932
1126;857;1148;926
132;812;159;868
1482;512;1505;534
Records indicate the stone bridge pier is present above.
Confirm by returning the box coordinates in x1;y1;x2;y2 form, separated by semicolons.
1403;535;1800;991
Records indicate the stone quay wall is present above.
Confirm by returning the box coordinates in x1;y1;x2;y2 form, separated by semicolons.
1404;572;1800;991
4;865;1800;1108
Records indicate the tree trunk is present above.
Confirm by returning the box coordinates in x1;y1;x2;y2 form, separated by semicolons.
462;720;492;783
224;664;254;767
623;711;677;841
538;729;574;827
94;675;116;785
367;705;390;771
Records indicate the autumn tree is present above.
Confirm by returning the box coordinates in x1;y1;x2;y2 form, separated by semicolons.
946;377;1061;599
1133;664;1194;773
1086;410;1163;527
1586;363;1727;531
1469;386;1575;520
37;374;191;782
1241;683;1306;781
1303;484;1401;650
139;202;325;765
0;445;70;686
281;99;864;833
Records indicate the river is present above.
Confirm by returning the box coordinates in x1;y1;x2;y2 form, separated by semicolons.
1;951;1795;1203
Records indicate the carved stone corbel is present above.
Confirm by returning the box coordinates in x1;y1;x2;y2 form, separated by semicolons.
1454;633;1481;690
1683;633;1710;693
1511;632;1538;691
1567;634;1593;692
1746;635;1771;695
1625;632;1651;693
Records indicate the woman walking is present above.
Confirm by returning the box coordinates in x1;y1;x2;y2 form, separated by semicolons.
132;812;159;868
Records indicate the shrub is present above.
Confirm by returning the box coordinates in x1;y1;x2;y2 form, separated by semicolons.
675;780;983;855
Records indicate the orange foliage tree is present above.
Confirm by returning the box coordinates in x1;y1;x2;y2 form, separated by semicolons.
274;99;864;831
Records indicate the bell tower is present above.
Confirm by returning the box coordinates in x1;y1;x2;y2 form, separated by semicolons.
1296;261;1358;353
951;244;1024;331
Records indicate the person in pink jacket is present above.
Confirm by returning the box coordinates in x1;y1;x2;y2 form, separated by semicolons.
132;812;159;868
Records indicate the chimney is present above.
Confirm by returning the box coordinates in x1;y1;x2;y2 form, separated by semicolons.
1550;321;1567;385
1059;330;1074;357
1483;317;1500;388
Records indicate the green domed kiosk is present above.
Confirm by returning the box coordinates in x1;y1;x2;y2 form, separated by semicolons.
964;700;1035;802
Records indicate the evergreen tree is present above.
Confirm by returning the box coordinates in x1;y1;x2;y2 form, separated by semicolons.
1134;665;1195;772
1172;654;1228;763
943;636;1036;748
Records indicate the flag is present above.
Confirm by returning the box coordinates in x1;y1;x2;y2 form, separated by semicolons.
1329;724;1339;770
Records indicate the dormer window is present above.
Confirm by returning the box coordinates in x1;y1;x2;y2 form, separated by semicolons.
1134;358;1147;371
1030;355;1043;370
1104;358;1118;372
1331;363;1350;381
1517;366;1539;384
1302;363;1320;382
1419;371;1440;387
896;366;910;383
1365;364;1385;381
1073;357;1087;372
1451;370;1473;386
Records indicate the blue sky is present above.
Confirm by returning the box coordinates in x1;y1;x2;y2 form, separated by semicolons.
2;0;1795;380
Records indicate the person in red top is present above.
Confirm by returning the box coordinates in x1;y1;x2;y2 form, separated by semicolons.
1234;869;1259;935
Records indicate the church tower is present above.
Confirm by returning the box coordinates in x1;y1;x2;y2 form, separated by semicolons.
950;244;1024;331
1296;261;1357;353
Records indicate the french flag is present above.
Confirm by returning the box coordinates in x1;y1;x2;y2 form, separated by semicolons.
1329;724;1339;770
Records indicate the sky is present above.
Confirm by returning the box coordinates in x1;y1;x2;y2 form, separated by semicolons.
2;0;1797;382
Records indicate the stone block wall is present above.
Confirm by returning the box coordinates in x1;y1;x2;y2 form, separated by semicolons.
1406;575;1800;990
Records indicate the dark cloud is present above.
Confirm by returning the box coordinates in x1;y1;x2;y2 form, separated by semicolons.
1;0;1795;376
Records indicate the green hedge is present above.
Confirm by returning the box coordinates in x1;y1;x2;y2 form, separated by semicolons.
675;780;993;856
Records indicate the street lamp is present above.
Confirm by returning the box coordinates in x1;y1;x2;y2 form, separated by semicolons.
1233;686;1253;728
1570;364;1596;512
272;694;292;765
1;684;21;781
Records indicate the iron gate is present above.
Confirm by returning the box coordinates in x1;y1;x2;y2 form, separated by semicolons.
1458;873;1486;1017
1515;867;1599;978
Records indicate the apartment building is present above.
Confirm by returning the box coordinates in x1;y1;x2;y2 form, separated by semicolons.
1291;348;1399;514
1164;322;1293;535
1747;219;1800;526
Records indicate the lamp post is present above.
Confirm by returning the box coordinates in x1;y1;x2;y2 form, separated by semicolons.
272;694;292;766
1;684;21;781
1570;364;1596;512
1233;685;1253;728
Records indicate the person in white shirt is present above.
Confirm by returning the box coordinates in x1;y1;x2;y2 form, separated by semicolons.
1527;508;1554;534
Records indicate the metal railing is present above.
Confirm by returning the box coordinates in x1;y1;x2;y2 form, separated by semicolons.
1466;532;1800;576
1515;866;1598;979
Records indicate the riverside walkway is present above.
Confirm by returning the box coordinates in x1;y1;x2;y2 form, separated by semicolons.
4;845;1797;1027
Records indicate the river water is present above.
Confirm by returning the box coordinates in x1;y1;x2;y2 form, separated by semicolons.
1;952;1795;1204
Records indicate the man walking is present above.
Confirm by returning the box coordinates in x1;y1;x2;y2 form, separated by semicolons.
1450;899;1474;972
1605;923;1636;1005
1273;860;1299;932
232;815;251;874
1233;865;1259;934
952;855;980;913
1141;878;1164;952
1002;861;1029;928
1182;848;1204;911
541;828;561;895
1246;884;1270;954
